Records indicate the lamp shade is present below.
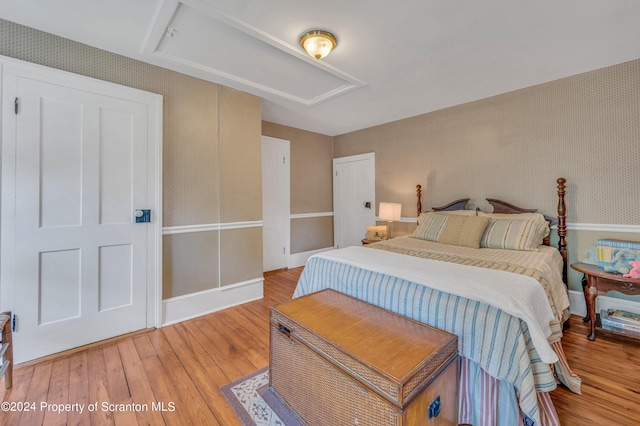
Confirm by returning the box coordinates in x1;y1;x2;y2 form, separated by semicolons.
379;202;401;222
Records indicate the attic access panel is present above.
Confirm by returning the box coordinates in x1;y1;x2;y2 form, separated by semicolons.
148;1;364;105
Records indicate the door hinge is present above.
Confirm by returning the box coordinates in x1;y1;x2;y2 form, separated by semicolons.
12;314;17;332
14;97;19;115
283;247;285;254
283;156;286;164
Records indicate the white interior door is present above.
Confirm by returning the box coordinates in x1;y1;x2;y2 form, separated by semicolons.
261;136;290;272
1;58;161;364
333;153;375;249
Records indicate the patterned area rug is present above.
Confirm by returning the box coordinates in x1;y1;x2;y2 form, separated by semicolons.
221;367;303;426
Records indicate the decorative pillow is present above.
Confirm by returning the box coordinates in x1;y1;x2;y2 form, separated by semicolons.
416;212;428;226
438;209;478;216
436;215;490;248
478;212;550;238
417;209;477;225
478;212;547;221
480;219;549;251
412;212;449;241
412;213;490;248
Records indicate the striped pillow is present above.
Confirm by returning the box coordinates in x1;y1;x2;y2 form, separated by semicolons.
417;209;477;225
412;212;449;241
412;213;490;248
437;215;490;248
480;219;548;251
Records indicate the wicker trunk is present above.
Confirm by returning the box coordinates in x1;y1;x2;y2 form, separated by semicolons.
270;289;458;425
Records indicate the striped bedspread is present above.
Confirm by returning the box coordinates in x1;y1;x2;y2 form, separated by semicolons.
293;237;581;426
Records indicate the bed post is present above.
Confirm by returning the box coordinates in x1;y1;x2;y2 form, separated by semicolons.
557;178;568;283
416;184;422;216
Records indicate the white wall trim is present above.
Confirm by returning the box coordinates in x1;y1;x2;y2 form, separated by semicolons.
395;217;418;223
163;220;263;235
334;152;376;162
163;224;219;235
289;246;335;268
564;223;640;233
569;290;640;318
219;221;263;231
161;277;264;326
290;212;333;220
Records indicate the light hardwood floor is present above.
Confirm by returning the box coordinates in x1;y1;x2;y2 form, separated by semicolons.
1;267;639;425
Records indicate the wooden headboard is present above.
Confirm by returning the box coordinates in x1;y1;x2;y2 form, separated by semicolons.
416;178;568;281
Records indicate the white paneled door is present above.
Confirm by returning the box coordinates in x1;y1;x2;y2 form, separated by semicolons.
261;136;290;272
1;58;161;363
333;153;376;249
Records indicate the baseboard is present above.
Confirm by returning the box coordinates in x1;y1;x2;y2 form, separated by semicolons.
288;247;335;268
161;277;263;326
568;289;640;318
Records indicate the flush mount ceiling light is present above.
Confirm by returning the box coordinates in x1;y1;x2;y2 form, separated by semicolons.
299;30;337;59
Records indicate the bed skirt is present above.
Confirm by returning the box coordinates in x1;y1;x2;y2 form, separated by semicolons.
460;357;559;426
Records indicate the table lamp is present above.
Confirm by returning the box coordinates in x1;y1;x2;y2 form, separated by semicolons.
379;202;401;239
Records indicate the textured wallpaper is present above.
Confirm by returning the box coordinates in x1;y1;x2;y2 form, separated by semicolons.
334;59;640;226
219;87;262;223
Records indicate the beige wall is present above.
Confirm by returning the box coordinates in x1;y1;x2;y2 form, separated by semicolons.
0;19;263;300
262;121;334;253
334;59;640;294
335;59;640;226
220;88;263;223
291;216;334;253
163;231;219;297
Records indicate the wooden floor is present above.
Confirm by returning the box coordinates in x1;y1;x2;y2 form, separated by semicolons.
1;267;639;425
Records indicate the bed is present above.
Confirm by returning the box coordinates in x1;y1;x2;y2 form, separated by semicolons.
293;178;580;426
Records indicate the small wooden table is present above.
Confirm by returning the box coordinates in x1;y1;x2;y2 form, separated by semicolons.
570;262;640;341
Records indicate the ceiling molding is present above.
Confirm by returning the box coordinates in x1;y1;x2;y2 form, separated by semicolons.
141;0;365;106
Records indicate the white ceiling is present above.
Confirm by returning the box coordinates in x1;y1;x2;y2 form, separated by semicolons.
2;0;640;136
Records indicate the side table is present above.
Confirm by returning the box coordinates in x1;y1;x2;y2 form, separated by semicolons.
570;262;640;341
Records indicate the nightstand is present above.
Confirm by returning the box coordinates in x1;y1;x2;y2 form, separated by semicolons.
570;262;640;341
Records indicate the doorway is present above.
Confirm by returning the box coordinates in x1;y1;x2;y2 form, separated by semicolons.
332;153;376;249
261;136;290;272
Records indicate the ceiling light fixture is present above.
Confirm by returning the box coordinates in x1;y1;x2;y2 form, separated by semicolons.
299;30;337;59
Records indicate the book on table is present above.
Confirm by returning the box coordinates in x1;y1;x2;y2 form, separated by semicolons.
608;309;640;325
